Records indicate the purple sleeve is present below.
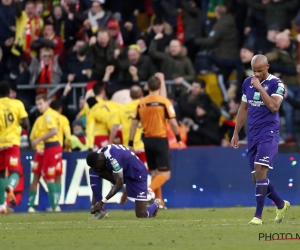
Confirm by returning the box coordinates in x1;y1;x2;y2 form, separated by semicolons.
104;146;123;173
89;168;103;202
270;78;285;98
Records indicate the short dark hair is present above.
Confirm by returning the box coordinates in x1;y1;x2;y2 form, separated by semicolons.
0;81;10;97
86;97;98;108
86;152;99;168
93;82;102;96
50;100;62;111
148;76;161;91
36;94;48;102
130;85;143;99
193;79;206;89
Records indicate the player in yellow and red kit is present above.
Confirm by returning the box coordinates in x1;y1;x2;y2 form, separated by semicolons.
28;115;45;212
86;84;122;151
0;81;29;214
31;95;62;212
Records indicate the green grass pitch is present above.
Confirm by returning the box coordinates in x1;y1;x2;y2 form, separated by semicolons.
1;207;300;250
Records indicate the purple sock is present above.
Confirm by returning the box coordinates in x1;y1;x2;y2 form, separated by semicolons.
89;169;103;202
146;202;159;218
266;179;284;209
254;178;268;219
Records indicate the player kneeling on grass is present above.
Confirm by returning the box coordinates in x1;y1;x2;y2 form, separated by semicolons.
86;144;160;218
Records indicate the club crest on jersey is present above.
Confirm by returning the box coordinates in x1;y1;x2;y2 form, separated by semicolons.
253;92;261;100
263;85;269;91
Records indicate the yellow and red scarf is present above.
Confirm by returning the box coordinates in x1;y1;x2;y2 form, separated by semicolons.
37;60;53;94
25;17;40;55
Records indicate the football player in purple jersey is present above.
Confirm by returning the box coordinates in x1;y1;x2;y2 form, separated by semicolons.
231;54;290;225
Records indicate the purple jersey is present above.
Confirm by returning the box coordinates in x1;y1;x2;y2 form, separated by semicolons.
242;74;285;139
99;144;148;180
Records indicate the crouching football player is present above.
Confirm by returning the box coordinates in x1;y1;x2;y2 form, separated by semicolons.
86;144;160;218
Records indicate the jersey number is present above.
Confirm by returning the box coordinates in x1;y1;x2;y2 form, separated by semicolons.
4;112;15;127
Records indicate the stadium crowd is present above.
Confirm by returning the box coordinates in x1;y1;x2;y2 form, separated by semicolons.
1;0;300;149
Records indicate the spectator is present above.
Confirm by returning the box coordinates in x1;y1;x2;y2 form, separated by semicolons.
166;0;201;61
107;19;137;47
149;35;195;84
62;40;93;84
0;0;15;79
84;0;112;34
235;44;255;100
220;98;246;147
245;0;299;32
195;5;240;100
136;35;148;55
71;119;89;151
118;45;156;85
61;0;86;24
12;0;44;57
78;29;120;81
28;47;62;95
265;31;298;142
146;17;174;53
186;93;221;146
35;0;44;18
243;0;274;54
50;4;79;49
177;79;206;121
31;22;64;56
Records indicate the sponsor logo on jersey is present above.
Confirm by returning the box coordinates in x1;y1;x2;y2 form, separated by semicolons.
110;158;121;171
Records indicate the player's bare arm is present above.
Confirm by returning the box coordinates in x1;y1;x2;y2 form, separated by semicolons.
20;117;30;129
31;128;58;148
129;119;139;150
251;76;282;113
231;101;248;149
93;171;124;212
169;118;183;149
109;124;119;144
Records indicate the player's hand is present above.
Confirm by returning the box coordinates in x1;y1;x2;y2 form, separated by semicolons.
31;139;40;148
120;189;128;205
251;76;263;91
93;201;104;213
231;133;239;149
155;72;165;82
178;141;184;150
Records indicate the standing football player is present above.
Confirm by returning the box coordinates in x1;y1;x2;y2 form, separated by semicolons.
0;81;29;214
231;54;290;225
31;95;62;212
86;144;160;218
